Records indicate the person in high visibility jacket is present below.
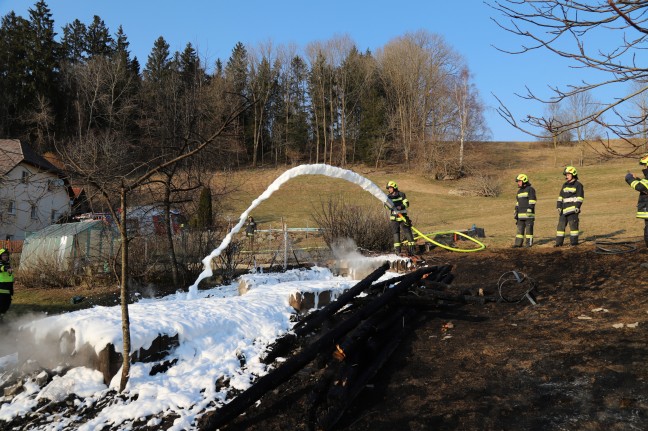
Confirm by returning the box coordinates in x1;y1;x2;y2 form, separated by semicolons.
385;180;415;255
513;174;537;247
0;249;14;316
624;154;648;248
555;166;585;247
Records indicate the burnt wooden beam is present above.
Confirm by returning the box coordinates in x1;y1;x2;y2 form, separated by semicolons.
262;262;389;364
198;265;444;431
317;307;418;430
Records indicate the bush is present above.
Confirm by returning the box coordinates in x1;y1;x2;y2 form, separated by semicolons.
311;197;392;253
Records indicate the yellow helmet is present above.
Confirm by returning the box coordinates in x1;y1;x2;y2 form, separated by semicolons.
515;173;528;183
639;154;648;166
386;180;398;189
563;166;578;176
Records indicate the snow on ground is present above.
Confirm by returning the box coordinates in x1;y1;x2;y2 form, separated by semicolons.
0;264;399;430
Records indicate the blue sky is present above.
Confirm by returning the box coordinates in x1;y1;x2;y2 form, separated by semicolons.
0;0;619;141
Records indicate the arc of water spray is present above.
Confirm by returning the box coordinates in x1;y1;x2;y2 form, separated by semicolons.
187;164;393;296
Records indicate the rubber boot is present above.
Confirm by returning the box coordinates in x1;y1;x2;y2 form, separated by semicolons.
524;238;533;248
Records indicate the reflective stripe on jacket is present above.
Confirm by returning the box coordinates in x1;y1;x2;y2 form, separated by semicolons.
626;172;648;219
557;180;584;215
387;190;409;221
516;184;537;219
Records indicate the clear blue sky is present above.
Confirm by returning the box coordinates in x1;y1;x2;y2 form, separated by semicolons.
0;0;617;142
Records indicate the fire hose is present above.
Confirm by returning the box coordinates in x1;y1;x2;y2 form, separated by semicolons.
393;211;485;252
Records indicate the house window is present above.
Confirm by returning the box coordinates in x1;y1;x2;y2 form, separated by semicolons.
21;171;29;184
7;201;15;215
30;205;38;220
51;209;57;223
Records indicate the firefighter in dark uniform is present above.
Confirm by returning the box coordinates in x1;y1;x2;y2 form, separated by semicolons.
386;180;415;255
0;249;14;317
624;154;648;248
555;166;585;247
513;174;536;247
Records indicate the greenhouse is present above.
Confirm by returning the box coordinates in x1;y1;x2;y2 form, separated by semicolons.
20;220;119;274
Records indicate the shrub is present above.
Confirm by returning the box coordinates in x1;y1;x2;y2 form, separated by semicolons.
311;197;392;253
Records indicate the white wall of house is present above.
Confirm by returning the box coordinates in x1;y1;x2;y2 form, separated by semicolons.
0;163;71;240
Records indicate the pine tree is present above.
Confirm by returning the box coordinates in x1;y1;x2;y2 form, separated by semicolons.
0;12;31;138
60;19;87;62
193;187;213;228
86;15;113;58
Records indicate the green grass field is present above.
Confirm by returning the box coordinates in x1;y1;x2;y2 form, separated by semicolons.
218;141;646;249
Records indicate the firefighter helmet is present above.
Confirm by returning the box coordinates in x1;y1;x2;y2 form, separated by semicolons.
639;154;648;166
515;173;528;183
563;166;578;176
386;180;398;190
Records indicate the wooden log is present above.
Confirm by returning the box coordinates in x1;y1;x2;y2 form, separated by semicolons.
262;262;389;364
317;308;418;430
198;265;444;431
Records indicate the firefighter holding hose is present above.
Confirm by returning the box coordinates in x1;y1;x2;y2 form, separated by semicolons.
385;180;415;255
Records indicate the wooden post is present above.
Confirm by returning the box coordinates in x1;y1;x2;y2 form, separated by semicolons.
283;219;288;270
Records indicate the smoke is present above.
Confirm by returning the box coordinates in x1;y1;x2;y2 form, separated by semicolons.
0;312;63;373
331;238;387;280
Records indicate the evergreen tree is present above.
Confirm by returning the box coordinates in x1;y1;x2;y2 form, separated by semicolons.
224;42;251;161
60;19;87;62
192;187;213;228
86;15;113;58
0;12;30;137
143;36;171;83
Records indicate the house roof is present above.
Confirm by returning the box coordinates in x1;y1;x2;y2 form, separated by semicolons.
0;139;62;176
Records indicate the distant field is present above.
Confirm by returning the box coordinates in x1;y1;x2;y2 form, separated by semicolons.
216;140;646;249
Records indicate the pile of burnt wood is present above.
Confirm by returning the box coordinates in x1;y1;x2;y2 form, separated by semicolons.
199;261;493;431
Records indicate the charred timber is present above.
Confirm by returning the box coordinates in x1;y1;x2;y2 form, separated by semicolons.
262;262;389;364
317;307;418;430
198;265;445;431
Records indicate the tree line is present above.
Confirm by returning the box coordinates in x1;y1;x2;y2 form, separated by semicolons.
0;1;490;174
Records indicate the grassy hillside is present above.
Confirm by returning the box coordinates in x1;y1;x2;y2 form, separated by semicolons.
216;141;646;249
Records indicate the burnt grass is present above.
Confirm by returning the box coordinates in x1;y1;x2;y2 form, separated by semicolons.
219;245;648;431
3;245;648;430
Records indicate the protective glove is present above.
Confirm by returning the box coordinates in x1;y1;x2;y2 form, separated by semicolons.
514;211;518;220
557;208;562;215
574;208;580;213
527;208;532;213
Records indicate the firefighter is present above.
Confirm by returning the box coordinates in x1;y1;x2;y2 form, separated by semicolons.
0;249;14;317
555;166;585;247
624;154;648;248
385;180;415;255
513;174;536;247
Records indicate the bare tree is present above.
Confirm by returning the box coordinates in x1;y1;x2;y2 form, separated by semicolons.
60;53;248;392
451;67;489;174
628;80;648;154
376;31;462;168
566;90;602;165
489;0;648;156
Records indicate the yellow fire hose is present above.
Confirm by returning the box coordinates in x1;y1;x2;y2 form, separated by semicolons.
411;225;486;253
393;211;486;253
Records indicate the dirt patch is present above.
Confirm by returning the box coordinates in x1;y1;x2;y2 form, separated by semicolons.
220;245;648;431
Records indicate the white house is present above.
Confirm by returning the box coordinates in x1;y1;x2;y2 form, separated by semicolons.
0;139;72;241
